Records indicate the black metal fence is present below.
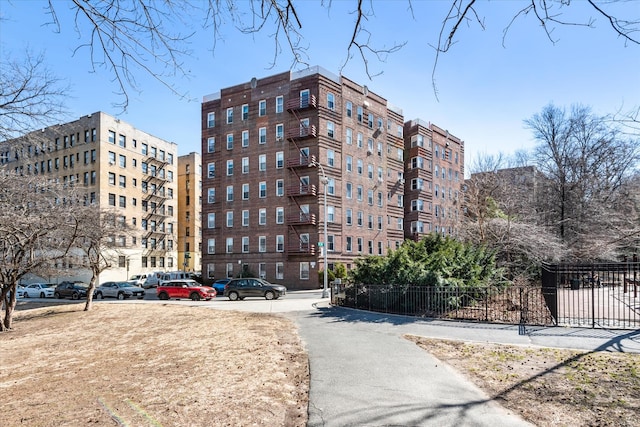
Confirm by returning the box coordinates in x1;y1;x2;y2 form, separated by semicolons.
332;261;640;330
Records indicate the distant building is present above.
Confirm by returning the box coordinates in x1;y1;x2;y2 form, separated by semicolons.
0;112;179;283
201;66;465;289
177;152;202;273
403;120;465;239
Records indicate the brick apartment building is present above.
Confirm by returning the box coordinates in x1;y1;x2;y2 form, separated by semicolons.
201;66;465;289
0;112;179;284
177;152;202;273
404;120;465;238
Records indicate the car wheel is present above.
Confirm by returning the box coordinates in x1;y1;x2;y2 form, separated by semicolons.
72;292;79;300
117;292;125;300
189;292;201;301
264;291;275;300
158;292;169;300
54;292;61;299
228;291;239;301
40;292;46;298
95;292;103;300
23;292;29;298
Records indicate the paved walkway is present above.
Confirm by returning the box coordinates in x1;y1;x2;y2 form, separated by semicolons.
288;300;640;427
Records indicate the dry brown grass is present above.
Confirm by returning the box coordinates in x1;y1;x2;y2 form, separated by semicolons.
1;303;308;427
406;336;640;427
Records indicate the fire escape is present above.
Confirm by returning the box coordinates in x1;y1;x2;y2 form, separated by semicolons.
142;154;170;259
285;93;318;258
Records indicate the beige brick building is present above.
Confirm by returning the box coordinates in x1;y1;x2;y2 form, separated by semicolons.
177;152;202;273
0;112;179;284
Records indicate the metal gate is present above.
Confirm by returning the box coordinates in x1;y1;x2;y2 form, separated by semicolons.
541;260;640;329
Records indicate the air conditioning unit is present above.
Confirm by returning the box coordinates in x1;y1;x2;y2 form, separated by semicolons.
399;178;405;185
377;177;384;185
276;136;284;142
363;100;370;109
109;161;115;166
366;148;373;155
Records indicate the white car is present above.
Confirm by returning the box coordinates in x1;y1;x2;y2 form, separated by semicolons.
21;283;55;298
94;281;145;300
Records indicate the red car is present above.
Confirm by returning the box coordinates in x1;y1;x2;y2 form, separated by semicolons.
156;279;217;301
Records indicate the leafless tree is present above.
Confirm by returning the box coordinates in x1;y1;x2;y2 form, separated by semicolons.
525;103;640;260
69;204;138;311
0;50;69;141
0;172;82;330
29;1;638;108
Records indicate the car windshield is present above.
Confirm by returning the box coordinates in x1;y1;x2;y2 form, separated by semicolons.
116;283;133;287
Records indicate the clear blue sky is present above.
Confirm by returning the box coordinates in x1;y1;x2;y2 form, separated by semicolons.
2;1;638;167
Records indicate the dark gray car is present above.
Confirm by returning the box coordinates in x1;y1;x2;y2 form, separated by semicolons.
224;278;287;301
54;282;88;300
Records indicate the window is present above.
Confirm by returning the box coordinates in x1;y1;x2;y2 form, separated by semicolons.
242;183;249;200
108;130;116;144
242;210;249;226
357;159;363;175
346;101;352;118
276;151;284;168
346;128;353;145
327;93;335;110
276;207;284;224
346;155;352;172
368;240;373;254
368;164;373;179
259;100;266;116
259;181;266;198
119;154;126;167
242;157;249;174
242;104;249;120
259;236;266;252
357;185;363;202
276;179;284;196
357;106;363;123
207;162;215;178
207;138;215;153
207;188;215;203
226;185;234;201
276;96;284;113
346;182;352;199
276;235;284;252
226;107;233;124
226;263;233;278
259;127;267;144
108;193;116;206
300;262;310;280
259;154;266;171
108;172;116;185
276;262;284;279
412;199;424;211
226;211;233;227
242;130;249;147
226;237;233;253
227;160;234;176
368;113;374;129
119;195;126;208
141;143;148;155
377;191;383;207
346;236;352;252
300;89;310;108
411;156;424;169
327;235;335;252
119;175;126;188
226;134;234;150
357;211;363;226
346;209;352;225
357;132;363;148
118;134;126;148
276;124;284;141
242;236;250;253
368;214;373;229
378;216;383;231
327;178;335;195
207;112;215;128
327;206;335;222
259;208;266;225
357;237;363;252
327;150;334;167
208;239;216;254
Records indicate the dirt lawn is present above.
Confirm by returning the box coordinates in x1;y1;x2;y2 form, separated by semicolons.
407;336;640;427
3;303;640;426
2;303;308;426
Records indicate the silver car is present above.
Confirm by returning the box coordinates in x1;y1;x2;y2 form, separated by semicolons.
94;281;145;300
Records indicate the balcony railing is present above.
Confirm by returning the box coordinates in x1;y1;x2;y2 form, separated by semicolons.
286;184;317;197
286;155;314;168
286;95;317;111
286;213;317;225
287;125;317;140
287;243;316;255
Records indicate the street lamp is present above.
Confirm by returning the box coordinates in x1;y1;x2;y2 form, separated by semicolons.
309;160;329;298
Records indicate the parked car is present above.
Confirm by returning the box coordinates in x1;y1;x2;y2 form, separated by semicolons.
211;279;230;295
224;278;287;301
141;271;165;289
94;281;145;300
159;271;190;284
54;282;88;300
129;274;148;287
156;279;217;301
21;283;55;298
